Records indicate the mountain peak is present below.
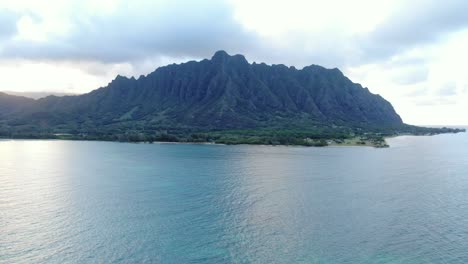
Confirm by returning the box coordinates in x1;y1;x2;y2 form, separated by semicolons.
211;50;248;65
115;74;127;80
212;50;230;61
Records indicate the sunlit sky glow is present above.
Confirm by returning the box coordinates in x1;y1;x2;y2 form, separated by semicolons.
0;0;467;125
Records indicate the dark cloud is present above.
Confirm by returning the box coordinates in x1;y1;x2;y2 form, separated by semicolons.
0;9;19;40
0;1;257;63
359;0;468;62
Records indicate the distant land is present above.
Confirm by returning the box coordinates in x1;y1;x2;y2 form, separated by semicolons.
0;51;464;147
1;91;78;100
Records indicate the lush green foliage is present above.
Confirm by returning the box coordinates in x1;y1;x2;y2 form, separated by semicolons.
1;123;464;148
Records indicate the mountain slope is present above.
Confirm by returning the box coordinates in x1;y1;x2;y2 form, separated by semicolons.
0;92;35;119
2;51;403;133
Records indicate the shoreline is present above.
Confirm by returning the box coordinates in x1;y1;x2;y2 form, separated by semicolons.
0;136;386;148
1;130;465;148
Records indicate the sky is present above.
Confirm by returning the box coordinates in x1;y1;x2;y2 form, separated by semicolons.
0;0;467;125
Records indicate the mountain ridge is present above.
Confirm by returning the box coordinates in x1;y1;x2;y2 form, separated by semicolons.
0;91;79;100
0;51;463;145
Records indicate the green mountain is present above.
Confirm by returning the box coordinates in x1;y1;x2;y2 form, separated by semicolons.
0;51;464;144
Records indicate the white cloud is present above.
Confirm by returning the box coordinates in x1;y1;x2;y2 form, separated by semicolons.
345;30;468;125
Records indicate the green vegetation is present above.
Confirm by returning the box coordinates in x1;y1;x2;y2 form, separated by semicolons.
1;124;464;148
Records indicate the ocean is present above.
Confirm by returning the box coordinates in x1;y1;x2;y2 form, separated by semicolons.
1;131;468;263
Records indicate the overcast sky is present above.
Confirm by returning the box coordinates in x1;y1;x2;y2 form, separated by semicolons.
0;0;467;125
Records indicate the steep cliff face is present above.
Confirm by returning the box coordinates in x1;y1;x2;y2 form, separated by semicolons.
1;51;403;130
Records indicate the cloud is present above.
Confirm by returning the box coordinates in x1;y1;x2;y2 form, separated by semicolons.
360;0;468;62
404;86;429;97
413;97;457;106
2;0;468;69
390;66;429;86
0;9;19;39
435;82;458;96
0;0;258;63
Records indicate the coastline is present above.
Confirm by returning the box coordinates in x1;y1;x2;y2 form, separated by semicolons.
0;136;389;148
1;128;465;148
